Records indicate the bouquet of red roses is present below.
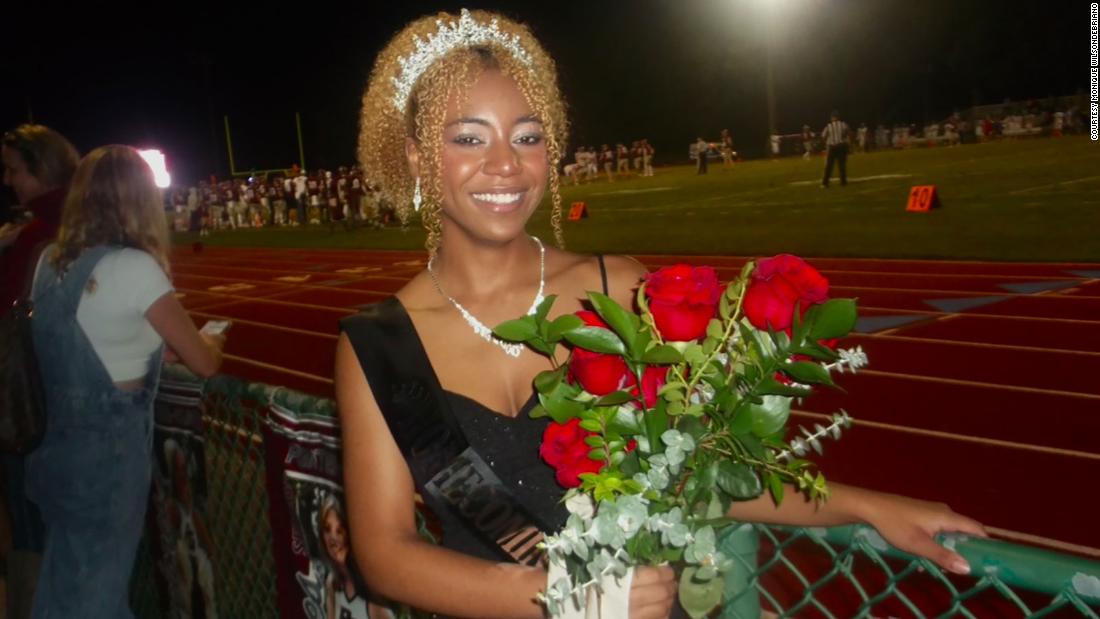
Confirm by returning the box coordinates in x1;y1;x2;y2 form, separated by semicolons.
494;255;866;618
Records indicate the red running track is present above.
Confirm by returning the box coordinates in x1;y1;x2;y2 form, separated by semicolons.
168;246;1100;555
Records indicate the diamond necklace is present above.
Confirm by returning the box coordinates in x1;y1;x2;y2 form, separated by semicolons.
427;237;545;358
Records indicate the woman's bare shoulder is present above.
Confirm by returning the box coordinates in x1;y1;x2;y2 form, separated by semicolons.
550;249;647;303
393;270;439;311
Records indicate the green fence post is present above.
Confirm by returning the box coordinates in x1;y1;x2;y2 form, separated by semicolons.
720;524;762;619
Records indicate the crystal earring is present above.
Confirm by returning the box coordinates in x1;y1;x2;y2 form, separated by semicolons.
412;177;422;212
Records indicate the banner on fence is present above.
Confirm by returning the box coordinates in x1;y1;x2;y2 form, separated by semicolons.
262;401;396;619
151;377;220;618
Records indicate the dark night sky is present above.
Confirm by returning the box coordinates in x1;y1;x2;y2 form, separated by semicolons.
2;1;1091;185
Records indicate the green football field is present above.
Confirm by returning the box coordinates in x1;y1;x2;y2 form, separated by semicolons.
176;136;1100;262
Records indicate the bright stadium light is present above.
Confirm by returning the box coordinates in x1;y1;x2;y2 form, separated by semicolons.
138;148;171;188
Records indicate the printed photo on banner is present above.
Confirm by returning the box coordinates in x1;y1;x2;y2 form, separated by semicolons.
263;402;407;619
151;424;218;619
286;474;388;619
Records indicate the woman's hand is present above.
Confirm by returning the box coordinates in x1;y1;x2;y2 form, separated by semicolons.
862;492;987;575
200;331;227;353
629;565;677;619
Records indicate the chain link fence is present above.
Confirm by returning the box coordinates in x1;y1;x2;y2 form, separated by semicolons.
130;369;1100;618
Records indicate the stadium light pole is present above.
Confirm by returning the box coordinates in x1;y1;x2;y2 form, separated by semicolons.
765;17;776;137
748;0;798;138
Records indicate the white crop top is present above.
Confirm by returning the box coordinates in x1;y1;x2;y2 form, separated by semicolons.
34;248;174;382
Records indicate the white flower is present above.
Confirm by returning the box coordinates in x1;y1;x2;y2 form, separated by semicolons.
648;508;690;547
661;430;696;468
647;466;670;491
790;437;808;456
543;577;577;617
614;496;648;538
588;549;629;583
565;493;596;521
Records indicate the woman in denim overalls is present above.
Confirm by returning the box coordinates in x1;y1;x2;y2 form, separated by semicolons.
26;145;226;618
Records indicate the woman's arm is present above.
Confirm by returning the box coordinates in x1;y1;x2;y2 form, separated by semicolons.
146;292;224;378
325;575;336;619
727;482;986;574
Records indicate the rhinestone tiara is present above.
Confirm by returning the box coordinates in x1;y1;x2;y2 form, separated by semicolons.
391;9;534;113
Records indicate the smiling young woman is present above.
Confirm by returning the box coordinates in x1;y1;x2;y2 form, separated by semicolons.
335;10;984;619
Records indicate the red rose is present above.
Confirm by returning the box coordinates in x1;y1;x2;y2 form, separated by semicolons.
645;265;721;341
626;365;668;409
743;254;829;333
540;418;604;488
555;442;605;487
568;311;630;395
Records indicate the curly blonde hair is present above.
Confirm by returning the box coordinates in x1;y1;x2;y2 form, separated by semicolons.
52;145;170;277
358;10;568;256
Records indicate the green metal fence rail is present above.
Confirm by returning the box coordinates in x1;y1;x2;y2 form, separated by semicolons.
130;369;1100;618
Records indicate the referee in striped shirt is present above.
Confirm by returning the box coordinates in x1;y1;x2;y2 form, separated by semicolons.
821;111;851;188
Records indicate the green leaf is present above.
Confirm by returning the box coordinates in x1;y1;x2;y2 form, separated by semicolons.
646;398;668;454
620;451;641;477
527;404;548;419
596;391;635;407
740;434;767;461
749;395;792;437
717;461;764;500
715;389;738;415
584;435;605;448
526;337;556;357
608;407;643;435
667;400;686;416
492;316;537;342
642;344;682;364
678;416;707;441
683;343;706;365
533;294;557;323
739;260;756;281
546;314;584;342
688;461;719;506
728;402;753;434
781;361;835;386
808;298;858;340
564;326;627;356
540;393;584;424
533;368;565;394
767;473;786;505
701;338;717;357
792;343;839;362
706;491;727;519
719;294;732;321
663;546;685;563
589;448;607;461
636;282;651;318
756;377;814;398
743;322;779;361
679;567;725;619
579;419;602;433
588;291;640;352
706;318;725;340
791;300;809;348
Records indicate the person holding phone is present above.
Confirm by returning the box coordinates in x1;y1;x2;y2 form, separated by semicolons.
27;145;226;618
